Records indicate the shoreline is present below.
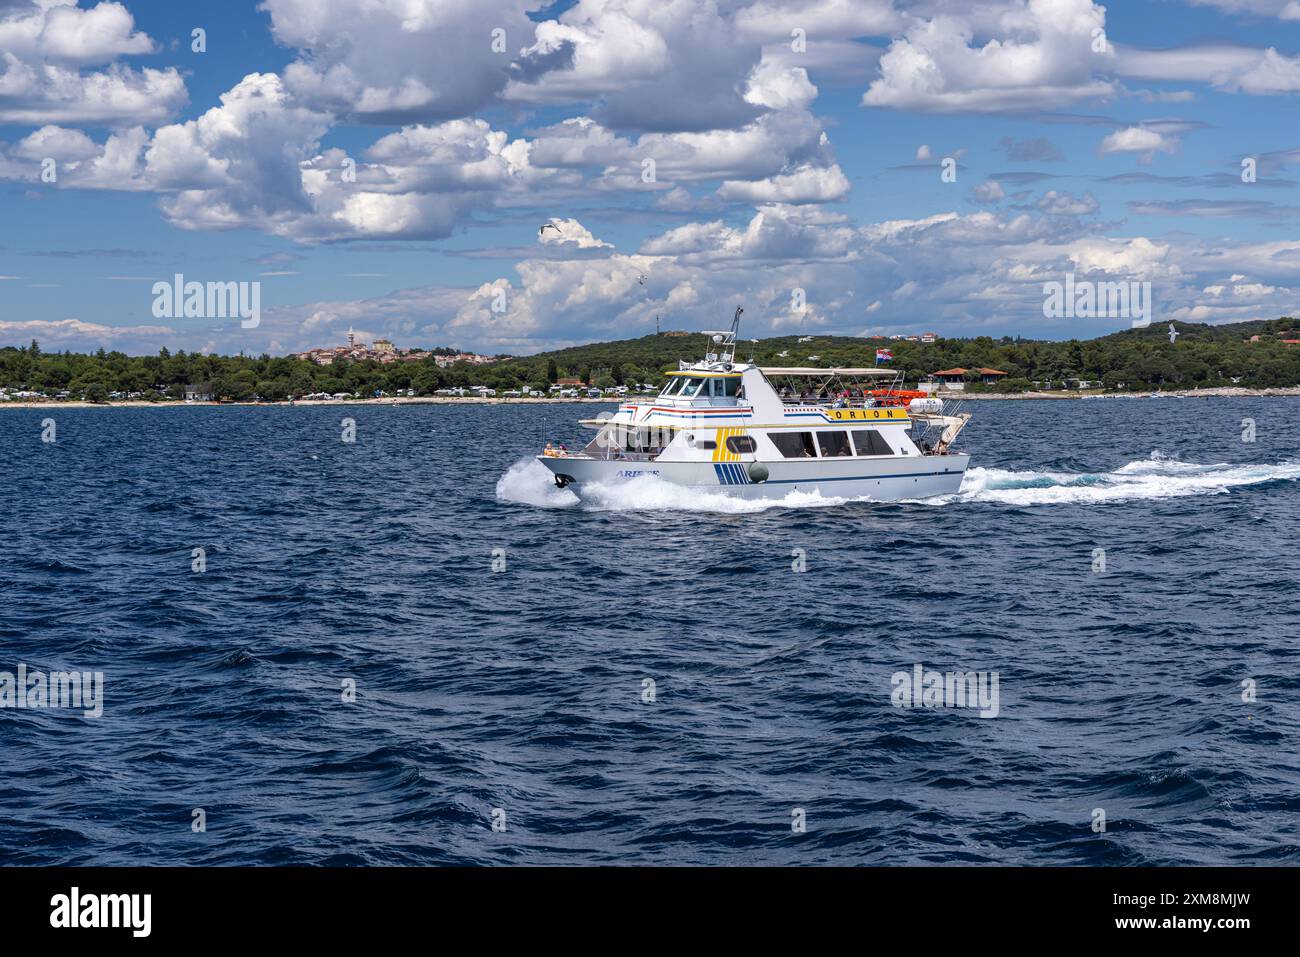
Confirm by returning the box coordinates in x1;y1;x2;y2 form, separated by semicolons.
957;386;1300;400
3;386;1300;410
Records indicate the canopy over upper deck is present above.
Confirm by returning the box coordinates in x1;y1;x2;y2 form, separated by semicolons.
758;367;897;377
758;365;906;406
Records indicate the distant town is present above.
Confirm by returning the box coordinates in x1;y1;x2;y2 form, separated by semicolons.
291;328;499;368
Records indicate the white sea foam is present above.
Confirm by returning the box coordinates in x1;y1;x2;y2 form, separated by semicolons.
579;476;847;513
497;453;1300;512
946;454;1300;507
494;457;848;513
494;458;579;508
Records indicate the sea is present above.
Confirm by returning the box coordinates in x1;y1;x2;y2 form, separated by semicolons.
2;397;1298;865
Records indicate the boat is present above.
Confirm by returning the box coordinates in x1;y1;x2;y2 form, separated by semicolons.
536;307;972;500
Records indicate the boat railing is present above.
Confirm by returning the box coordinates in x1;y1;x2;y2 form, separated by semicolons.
778;395;899;409
542;448;661;461
598;449;661;461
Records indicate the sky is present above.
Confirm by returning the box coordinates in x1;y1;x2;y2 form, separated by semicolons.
0;0;1298;357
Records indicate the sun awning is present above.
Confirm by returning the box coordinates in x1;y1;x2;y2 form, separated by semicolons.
759;367;898;376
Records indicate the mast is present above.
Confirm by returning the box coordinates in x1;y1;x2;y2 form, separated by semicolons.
702;305;742;365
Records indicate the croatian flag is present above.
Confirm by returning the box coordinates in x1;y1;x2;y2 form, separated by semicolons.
875;348;893;364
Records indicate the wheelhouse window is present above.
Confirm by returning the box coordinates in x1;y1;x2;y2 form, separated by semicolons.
726;435;757;454
679;378;705;398
816;431;853;457
770;431;817;458
659;378;683;397
720;377;740;397
852;429;893;456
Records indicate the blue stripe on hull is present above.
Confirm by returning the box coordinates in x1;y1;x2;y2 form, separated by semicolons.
713;463;750;485
764;469;958;483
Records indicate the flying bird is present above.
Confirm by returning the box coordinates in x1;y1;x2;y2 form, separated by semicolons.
1168;323;1178;344
538;222;562;237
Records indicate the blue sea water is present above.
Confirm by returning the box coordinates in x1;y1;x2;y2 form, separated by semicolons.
1;397;1298;866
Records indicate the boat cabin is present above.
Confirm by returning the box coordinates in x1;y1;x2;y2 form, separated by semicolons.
656;371;745;406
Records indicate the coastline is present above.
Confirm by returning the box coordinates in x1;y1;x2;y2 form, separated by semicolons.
0;395;625;409
4;385;1300;410
957;386;1300;400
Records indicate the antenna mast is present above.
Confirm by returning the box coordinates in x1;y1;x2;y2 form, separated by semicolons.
702;305;742;365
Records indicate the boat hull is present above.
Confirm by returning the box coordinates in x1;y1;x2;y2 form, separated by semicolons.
537;454;970;501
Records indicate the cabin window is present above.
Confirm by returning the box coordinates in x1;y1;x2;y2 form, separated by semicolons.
770;431;817;458
696;440;717;450
660;378;683;397
679;378;705;398
726;435;757;454
817;431;853;457
852;429;893;456
720;377;740;397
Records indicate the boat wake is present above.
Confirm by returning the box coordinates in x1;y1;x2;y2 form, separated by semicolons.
494;458;846;513
943;454;1300;507
496;454;1300;512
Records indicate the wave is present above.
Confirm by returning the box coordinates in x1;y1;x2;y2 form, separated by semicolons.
494;457;847;513
494;458;580;508
578;478;845;514
496;453;1300;513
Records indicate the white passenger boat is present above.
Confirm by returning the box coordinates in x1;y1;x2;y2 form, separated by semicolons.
537;308;972;501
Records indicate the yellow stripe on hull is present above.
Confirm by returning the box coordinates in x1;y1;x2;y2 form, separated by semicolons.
712;426;746;462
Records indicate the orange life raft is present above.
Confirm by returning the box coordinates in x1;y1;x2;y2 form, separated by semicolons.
866;389;929;407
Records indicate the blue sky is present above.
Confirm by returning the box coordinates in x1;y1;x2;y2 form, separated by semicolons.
1;0;1298;356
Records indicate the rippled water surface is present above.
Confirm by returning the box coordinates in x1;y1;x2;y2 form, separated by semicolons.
2;398;1298;865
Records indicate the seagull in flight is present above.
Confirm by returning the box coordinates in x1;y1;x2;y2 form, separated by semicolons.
538;222;562;237
1168;323;1178;344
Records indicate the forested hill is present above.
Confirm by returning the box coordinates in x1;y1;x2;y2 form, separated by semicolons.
525;317;1300;391
2;316;1299;401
